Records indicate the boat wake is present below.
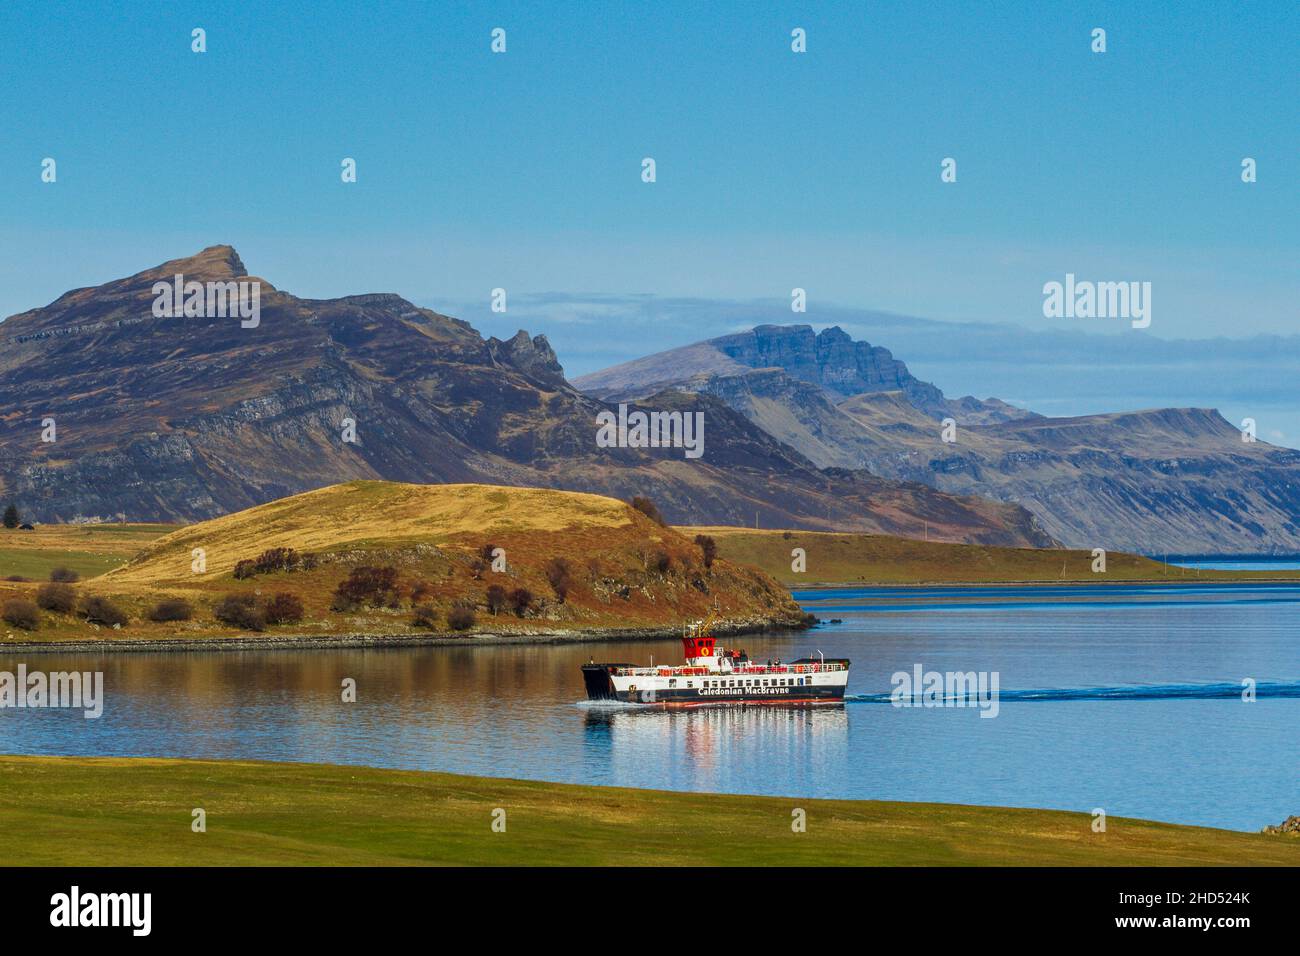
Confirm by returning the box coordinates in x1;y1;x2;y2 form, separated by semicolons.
574;699;651;711
847;680;1300;703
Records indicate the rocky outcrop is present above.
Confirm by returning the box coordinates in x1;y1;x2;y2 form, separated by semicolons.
489;330;566;386
1262;816;1300;836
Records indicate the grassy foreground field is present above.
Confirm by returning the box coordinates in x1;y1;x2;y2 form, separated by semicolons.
688;527;1300;586
0;755;1294;866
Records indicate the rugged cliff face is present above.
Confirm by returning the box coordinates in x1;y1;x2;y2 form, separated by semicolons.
575;325;1300;553
577;324;1033;424
0;247;1053;547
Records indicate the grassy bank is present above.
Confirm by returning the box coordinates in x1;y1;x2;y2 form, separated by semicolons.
0;755;1294;866
687;527;1300;586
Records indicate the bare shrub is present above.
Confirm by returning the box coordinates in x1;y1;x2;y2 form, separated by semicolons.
411;604;440;630
49;566;80;583
332;565;401;611
263;592;304;625
2;599;39;630
447;604;476;631
213;594;264;631
80;595;128;627
147;598;193;622
36;582;77;613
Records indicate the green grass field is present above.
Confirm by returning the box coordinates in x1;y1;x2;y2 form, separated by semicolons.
685;527;1300;586
0;756;1294;866
0;523;176;582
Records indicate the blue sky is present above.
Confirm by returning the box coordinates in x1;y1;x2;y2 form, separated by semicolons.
1;1;1296;427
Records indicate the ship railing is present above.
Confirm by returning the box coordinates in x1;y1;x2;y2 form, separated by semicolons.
607;662;845;677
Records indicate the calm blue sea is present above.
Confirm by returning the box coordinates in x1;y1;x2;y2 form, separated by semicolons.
1;584;1295;831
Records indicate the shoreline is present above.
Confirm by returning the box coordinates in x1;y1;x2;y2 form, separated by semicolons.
0;615;805;654
789;576;1300;590
6;575;1299;652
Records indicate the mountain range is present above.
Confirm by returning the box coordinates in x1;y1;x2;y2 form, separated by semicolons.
575;325;1300;553
0;247;1050;546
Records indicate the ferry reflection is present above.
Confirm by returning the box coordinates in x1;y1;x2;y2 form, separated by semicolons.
583;704;849;776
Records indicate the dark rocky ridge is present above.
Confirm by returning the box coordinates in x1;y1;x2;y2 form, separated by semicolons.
0;247;1052;547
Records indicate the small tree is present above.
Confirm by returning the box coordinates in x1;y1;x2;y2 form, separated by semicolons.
2;505;18;529
263;592;305;625
652;549;673;574
509;587;533;617
694;534;718;569
49;566;80;583
545;557;573;602
253;547;300;574
485;583;507;615
629;496;666;526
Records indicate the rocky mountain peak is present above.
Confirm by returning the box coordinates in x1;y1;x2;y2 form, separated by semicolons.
489;329;566;384
154;244;249;280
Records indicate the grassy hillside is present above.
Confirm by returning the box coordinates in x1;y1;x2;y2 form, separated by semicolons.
687;526;1300;586
0;482;804;644
0;756;1293;866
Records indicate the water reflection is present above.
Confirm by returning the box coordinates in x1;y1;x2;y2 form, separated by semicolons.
1;585;1297;831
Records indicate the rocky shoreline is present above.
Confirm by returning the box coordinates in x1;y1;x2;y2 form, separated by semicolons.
0;613;812;655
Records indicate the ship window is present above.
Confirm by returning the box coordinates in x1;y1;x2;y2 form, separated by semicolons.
686;681;694;688
669;679;676;688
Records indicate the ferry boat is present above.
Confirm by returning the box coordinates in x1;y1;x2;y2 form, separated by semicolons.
581;609;849;706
